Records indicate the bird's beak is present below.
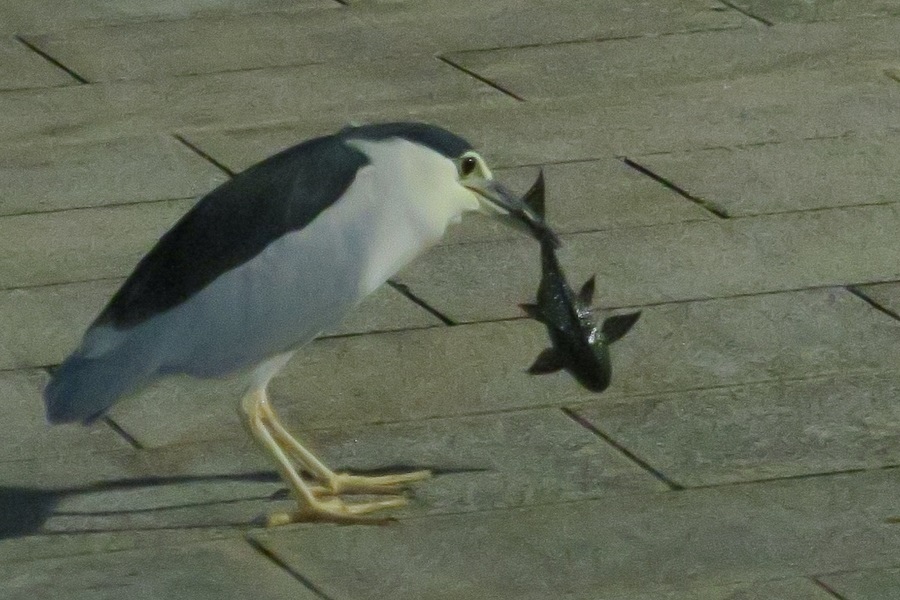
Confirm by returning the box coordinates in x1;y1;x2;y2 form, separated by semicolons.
465;178;561;247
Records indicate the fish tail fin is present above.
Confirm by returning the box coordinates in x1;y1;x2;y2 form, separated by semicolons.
601;311;642;343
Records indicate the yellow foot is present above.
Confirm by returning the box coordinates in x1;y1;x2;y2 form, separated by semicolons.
313;470;433;496
266;495;409;526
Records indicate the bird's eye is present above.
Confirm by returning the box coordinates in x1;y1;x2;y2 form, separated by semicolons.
460;156;478;177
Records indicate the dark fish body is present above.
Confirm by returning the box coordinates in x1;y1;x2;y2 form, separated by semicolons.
520;173;640;393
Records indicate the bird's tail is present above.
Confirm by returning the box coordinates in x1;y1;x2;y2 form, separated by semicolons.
44;352;150;424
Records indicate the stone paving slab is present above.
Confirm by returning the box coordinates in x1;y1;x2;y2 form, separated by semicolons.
444;160;712;244
0;36;74;91
0;406;659;555
0;57;506;144
0;0;332;35
634;132;900;217
178;65;900;173
108;287;900;447
856;281;900;317
445;18;900;101
1;199;192;289
0;278;438;370
22;0;743;82
0;430;278;559
350;0;744;53
0;135;226;216
730;0;900;24
254;469;900;599
395;203;900;323
267;408;665;516
0;538;318;600
819;567;900;600
574;370;900;487
0;369;127;462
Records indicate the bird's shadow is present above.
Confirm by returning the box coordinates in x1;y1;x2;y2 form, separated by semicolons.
0;464;487;539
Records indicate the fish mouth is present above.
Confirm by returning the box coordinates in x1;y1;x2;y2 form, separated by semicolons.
465;177;561;247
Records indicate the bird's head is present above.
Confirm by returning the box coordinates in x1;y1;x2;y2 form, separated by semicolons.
342;122;558;245
454;150;559;246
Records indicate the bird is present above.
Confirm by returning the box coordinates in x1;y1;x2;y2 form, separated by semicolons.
44;122;556;525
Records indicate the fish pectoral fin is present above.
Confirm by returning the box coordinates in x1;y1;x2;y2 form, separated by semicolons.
527;348;565;375
578;276;596;306
601;311;642;343
519;303;544;322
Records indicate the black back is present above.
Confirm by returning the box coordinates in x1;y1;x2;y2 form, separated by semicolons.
95;123;472;329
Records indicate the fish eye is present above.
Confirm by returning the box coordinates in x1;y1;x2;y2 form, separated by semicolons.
460;155;478;177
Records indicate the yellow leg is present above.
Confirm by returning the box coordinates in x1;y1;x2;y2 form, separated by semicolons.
241;389;408;525
258;399;432;496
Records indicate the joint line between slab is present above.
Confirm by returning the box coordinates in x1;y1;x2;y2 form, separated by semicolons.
622;157;729;218
561;407;685;491
173;134;236;177
387;279;457;325
718;1;774;26
846;286;900;321
436;55;525;102
245;537;337;600
811;578;851;600
15;36;91;84
102;416;145;450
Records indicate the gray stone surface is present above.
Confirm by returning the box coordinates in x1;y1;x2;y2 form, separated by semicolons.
263;408;666;515
575;371;900;487
22;0;742;81
445;160;713;244
730;0;900;24
0;135;226;216
109;287;900;446
635;132;900;216
254;469;900;599
0;37;74;90
0;279;438;370
0;0;331;34
446;18;900;101
178;67;900;173
819;567;900;600
0;407;658;554
856;281;900;317
0;58;507;144
395;204;900;323
4;0;900;595
1;199;193;289
0;369;127;462
0;539;319;600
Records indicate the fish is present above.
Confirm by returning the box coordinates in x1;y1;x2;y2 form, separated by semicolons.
519;171;641;392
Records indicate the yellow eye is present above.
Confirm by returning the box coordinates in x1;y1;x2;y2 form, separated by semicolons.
460;156;478;176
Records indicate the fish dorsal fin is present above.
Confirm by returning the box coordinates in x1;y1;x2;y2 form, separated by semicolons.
601;311;642;343
519;303;544;323
578;276;596;306
523;169;546;219
527;348;564;374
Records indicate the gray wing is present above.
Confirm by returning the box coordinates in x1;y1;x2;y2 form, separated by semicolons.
46;137;371;424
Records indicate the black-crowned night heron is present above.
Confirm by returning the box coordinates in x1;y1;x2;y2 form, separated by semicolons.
44;122;555;525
